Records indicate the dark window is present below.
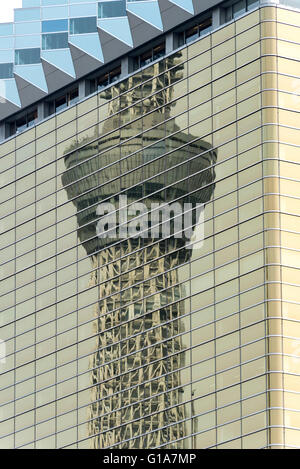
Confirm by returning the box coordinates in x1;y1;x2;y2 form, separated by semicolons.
224;0;259;24
178;18;212;47
98;1;126;18
70;17;97;35
0;63;13;79
55;95;67;113
69;88;79;106
185;25;198;44
110;66;121;83
16;116;27;133
27;110;38;128
97;73;109;90
9;108;38;136
42;19;68;33
47;87;79;116
42;32;69;50
140;49;153;68
247;0;259;9
225;7;233;22
153;43;165;62
199;19;213;36
133;43;166;71
233;0;246;18
15;48;40;65
90;65;121;92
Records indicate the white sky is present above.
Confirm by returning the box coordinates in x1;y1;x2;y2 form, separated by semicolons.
0;1;23;23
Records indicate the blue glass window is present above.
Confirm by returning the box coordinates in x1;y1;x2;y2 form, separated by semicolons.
70;4;97;17
42;6;68;19
0;37;14;49
15;8;41;22
0;24;13;36
0;63;13;79
42;0;67;4
15;48;41;65
42;32;69;50
70;17;97;35
42;19;68;33
23;0;40;6
0;51;14;63
98;1;126;18
15;35;41;48
15;21;41;35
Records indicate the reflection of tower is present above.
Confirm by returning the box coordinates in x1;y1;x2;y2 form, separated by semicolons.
62;53;217;448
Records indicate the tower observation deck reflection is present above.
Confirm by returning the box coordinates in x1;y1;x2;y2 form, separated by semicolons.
62;52;217;448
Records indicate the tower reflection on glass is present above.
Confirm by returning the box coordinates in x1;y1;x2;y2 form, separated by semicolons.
62;52;217;449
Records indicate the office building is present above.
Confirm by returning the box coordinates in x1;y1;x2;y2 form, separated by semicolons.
0;0;300;449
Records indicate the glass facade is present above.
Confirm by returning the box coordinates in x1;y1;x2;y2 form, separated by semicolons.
98;1;127;18
15;48;41;65
69;17;98;35
42;32;69;50
0;5;300;450
42;20;69;33
0;64;14;79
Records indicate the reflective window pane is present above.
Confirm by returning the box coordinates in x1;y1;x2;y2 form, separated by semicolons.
0;63;13;79
42;32;69;50
98;1;126;18
69;17;97;35
42;19;68;33
15;48;40;64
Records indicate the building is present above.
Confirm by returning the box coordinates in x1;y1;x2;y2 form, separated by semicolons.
0;0;299;449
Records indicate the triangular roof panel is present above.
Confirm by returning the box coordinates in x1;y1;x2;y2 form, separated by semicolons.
98;17;133;47
168;0;194;14
41;49;76;79
69;33;104;63
14;64;48;93
0;79;21;108
126;1;163;31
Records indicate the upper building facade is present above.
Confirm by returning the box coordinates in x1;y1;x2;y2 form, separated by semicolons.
0;0;221;121
0;0;300;450
0;0;296;125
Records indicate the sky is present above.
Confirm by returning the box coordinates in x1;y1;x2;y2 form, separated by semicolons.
0;1;22;23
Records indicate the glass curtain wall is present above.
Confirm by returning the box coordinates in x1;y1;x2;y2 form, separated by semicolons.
0;5;300;449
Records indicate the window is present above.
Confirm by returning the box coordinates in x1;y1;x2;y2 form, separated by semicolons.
55;88;79;112
233;0;246;18
225;0;259;23
248;0;260;9
152;43;165;62
42;0;68;4
47;88;79;115
91;65;121;92
42;32;69;50
42;19;68;33
178;18;212;46
0;63;13;79
133;43;165;71
70;17;97;35
98;1;126;18
15;48;40;65
9;109;38;136
14;8;40;22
